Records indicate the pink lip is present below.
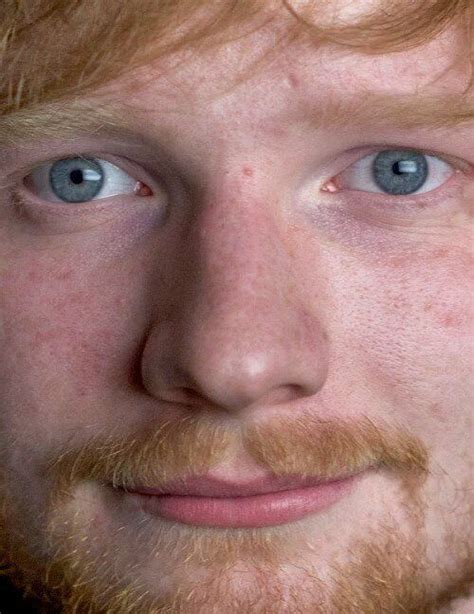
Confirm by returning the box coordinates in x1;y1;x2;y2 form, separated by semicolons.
129;473;351;498
122;472;365;528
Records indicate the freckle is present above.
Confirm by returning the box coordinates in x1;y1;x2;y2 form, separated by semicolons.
242;166;254;177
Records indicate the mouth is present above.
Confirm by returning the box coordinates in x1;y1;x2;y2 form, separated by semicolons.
116;472;366;528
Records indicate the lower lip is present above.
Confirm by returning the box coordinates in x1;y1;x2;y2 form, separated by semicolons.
127;475;361;528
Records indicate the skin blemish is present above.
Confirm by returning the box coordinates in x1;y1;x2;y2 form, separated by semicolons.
440;311;466;329
287;72;300;89
242;166;254;178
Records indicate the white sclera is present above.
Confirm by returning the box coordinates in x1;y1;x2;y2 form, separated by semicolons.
337;153;454;195
26;159;139;203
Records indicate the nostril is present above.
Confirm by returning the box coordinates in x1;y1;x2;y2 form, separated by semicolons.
161;386;207;406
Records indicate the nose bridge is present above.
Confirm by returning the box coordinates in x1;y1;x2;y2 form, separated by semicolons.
192;181;288;324
142;174;329;412
180;181;300;383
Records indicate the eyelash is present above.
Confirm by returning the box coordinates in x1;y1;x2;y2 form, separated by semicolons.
7;147;471;219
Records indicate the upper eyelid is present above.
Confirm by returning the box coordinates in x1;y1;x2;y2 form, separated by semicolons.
6;152;138;182
342;150;454;177
342;147;467;173
4;145;473;187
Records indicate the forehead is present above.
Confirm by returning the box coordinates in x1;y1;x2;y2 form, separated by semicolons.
1;7;472;151
100;16;469;119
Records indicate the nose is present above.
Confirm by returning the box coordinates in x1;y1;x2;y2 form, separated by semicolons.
141;182;329;415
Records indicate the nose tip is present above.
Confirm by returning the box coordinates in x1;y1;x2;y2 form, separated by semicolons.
142;305;328;415
177;359;317;412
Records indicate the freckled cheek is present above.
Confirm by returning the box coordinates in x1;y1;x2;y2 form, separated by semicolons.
409;254;473;334
387;275;471;337
0;269;130;392
347;254;474;398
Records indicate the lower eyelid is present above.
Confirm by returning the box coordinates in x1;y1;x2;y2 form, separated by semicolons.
330;154;456;195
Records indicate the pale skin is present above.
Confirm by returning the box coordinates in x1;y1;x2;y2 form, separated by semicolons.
0;7;473;613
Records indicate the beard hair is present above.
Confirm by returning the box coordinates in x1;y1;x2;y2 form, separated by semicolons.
0;415;472;612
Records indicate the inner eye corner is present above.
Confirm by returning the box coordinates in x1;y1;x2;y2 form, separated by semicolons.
134;181;154;197
321;179;339;194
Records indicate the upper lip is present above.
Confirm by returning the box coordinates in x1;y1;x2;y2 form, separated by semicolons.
126;473;357;498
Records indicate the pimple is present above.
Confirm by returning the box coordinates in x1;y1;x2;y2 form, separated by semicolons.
287;72;300;88
440;311;466;328
242;166;254;177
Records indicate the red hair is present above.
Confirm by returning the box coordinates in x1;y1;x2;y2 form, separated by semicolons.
0;0;472;117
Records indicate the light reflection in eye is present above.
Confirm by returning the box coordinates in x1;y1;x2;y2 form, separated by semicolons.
24;156;149;204
327;150;454;197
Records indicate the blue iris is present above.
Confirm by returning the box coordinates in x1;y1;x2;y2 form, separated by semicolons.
49;157;104;203
373;150;429;195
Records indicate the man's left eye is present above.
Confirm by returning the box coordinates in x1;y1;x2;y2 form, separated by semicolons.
328;150;454;196
24;156;140;204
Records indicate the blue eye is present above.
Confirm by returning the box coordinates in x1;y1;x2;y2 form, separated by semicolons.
49;157;105;203
25;156;142;204
372;150;428;195
331;149;454;196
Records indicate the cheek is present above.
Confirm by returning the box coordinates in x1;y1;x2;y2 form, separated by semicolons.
0;254;144;433
336;244;474;415
0;209;165;402
377;246;474;335
416;248;474;331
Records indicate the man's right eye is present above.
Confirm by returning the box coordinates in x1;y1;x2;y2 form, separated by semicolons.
24;156;151;204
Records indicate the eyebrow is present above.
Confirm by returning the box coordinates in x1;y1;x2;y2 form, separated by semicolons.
301;92;474;132
0;92;473;149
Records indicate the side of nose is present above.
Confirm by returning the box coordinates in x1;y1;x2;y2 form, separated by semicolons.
141;182;330;414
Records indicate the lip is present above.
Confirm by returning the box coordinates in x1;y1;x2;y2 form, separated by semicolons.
121;472;365;528
129;473;353;498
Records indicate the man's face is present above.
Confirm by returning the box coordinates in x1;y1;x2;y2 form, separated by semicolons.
0;7;473;613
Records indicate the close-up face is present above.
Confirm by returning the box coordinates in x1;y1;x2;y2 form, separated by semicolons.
0;1;473;612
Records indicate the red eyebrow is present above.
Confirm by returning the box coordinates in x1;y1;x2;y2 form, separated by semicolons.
0;91;473;149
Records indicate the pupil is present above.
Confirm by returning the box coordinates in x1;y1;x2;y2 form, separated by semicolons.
393;162;403;175
70;169;84;184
